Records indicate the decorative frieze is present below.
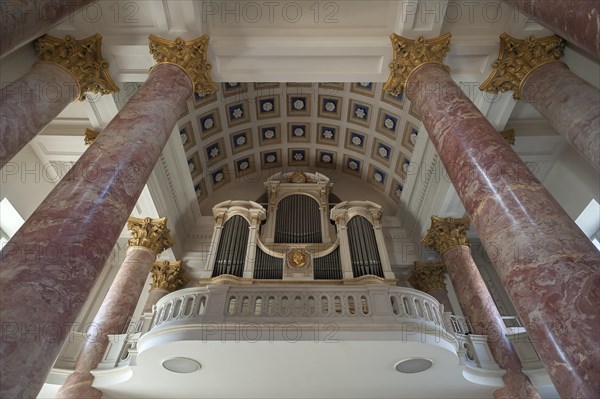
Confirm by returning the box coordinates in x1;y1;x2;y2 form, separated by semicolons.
479;34;565;100
421;216;470;255
127;216;175;255
384;33;452;96
35;34;119;101
149;35;217;96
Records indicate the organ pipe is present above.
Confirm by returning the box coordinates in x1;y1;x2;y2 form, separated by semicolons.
314;247;342;279
212;215;249;277
254;246;283;279
347;216;383;277
275;194;322;243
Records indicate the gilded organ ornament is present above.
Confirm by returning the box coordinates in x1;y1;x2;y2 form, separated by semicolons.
287;249;308;269
480;34;565;100
409;261;447;292
127;216;175;255
34;34;119;101
384;33;452;96
150;260;189;292
148;35;217;96
421;216;470;255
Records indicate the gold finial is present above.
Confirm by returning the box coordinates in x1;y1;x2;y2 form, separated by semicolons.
383;33;452;96
34;34;119;101
148;35;217;96
127;216;175;255
421;216;470;255
480;34;565;100
500;128;515;145
150;260;188;291
84;128;100;146
409;261;447;292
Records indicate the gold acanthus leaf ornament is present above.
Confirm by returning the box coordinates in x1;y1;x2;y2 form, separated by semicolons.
383;33;452;96
421;216;470;255
500;128;515;145
150;260;189;292
480;34;565;100
83;128;100;146
34;34;119;101
409;262;447;293
148;35;217;97
127;216;175;255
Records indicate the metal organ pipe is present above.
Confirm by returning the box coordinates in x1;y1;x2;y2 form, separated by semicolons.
275;194;322;243
212;215;249;277
347;216;383;277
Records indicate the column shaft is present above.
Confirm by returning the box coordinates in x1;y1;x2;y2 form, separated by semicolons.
442;246;539;399
143;288;170;313
0;63;192;398
337;224;354;279
57;246;156;399
504;0;600;60
243;225;259;278
0;62;78;164
407;62;600;399
521;61;599;171
0;0;96;58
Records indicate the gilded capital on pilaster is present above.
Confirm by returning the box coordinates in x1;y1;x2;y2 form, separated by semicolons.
384;33;452;96
34;34;119;101
150;260;188;292
409;261;447;292
127;216;175;255
148;35;217;96
421;216;470;255
500;128;515;145
84;128;100;146
480;33;565;100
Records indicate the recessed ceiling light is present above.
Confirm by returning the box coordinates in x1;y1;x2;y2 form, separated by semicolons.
394;358;433;374
162;357;201;374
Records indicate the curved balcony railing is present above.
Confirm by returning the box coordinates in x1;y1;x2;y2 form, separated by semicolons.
149;285;447;331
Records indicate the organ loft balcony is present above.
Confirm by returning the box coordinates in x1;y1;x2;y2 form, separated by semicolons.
47;172;548;398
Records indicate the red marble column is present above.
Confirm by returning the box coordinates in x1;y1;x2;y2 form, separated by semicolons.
0;0;96;58
406;62;600;399
58;217;174;399
503;0;600;60
521;61;600;171
422;218;540;399
0;63;192;398
0;34;118;165
0;62;78;164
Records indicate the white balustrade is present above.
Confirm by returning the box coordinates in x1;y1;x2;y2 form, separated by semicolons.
149;285;446;331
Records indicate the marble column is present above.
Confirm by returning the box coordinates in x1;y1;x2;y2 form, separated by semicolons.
384;33;599;399
0;34;118;165
480;34;600;171
409;261;454;314
58;217;174;399
0;0;96;58
142;260;188;313
503;0;600;60
0;35;216;398
422;217;540;399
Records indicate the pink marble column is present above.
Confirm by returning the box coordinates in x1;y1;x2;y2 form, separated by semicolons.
0;63;192;398
407;62;600;399
422;218;539;398
521;61;600;171
58;246;156;399
0;62;78;164
1;33;117;165
503;0;600;60
0;0;96;58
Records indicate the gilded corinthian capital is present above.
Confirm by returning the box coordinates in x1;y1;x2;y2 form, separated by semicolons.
84;128;100;146
409;261;447;293
421;216;470;255
480;33;565;100
35;34;119;101
149;35;217;96
127;216;175;255
384;33;452;96
150;260;188;292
